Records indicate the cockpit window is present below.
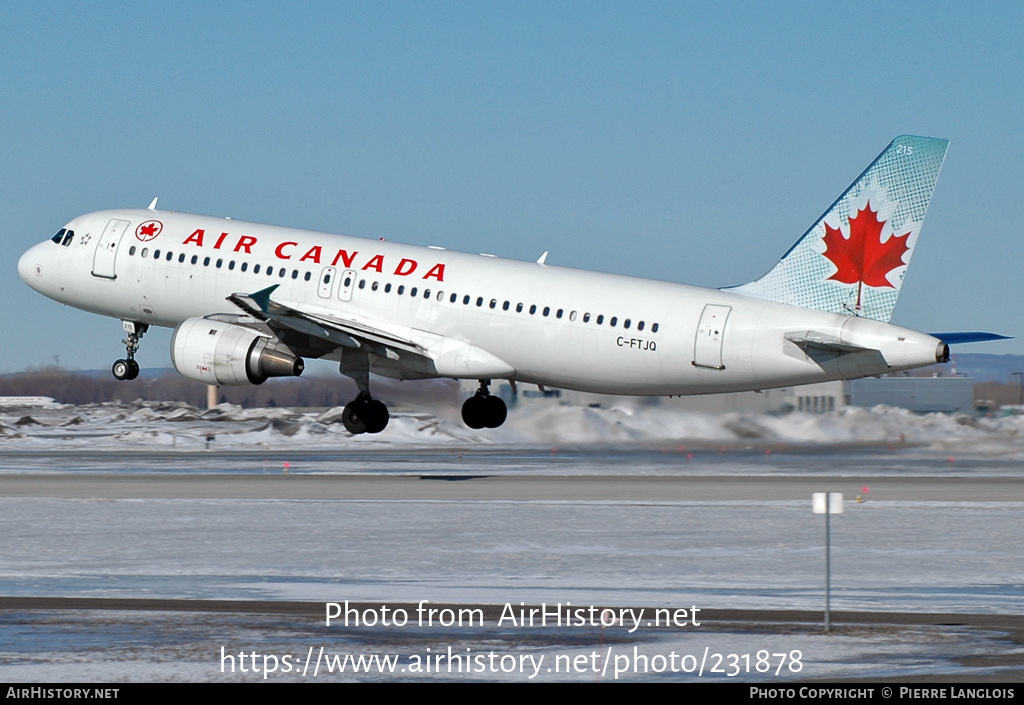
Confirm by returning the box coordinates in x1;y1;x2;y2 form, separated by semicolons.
61;230;75;246
51;228;67;244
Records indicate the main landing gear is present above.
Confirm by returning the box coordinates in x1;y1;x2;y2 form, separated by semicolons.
341;391;390;435
112;321;148;381
461;380;507;429
339;351;389;435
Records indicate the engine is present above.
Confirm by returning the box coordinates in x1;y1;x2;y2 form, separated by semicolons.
170;318;304;386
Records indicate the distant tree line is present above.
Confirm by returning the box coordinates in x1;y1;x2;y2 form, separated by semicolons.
0;367;462;410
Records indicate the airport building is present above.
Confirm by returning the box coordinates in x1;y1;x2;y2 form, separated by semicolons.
844;375;975;414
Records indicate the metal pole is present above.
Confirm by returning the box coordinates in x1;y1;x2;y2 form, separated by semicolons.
825;506;831;633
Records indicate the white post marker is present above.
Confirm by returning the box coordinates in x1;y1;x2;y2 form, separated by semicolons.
812;492;843;632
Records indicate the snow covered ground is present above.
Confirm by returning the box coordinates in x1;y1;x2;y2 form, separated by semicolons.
1;401;1022;681
2;399;1024;455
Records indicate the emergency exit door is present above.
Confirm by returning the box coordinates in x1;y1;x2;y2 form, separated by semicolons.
693;304;731;370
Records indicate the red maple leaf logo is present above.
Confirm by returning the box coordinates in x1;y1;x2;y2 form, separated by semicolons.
135;220;163;242
821;203;909;310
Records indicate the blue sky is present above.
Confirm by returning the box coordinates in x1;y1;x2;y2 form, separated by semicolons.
4;2;1023;373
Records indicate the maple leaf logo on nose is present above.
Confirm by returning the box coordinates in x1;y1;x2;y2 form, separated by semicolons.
821;202;910;310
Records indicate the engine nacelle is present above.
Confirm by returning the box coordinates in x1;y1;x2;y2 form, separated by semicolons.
170;318;304;386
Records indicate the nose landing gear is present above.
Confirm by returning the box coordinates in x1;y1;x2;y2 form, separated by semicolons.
111;321;148;381
462;380;507;429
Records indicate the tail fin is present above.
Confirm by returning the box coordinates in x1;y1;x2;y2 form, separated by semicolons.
728;135;949;322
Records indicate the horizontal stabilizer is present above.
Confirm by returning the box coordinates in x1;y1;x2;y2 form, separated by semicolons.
930;332;1012;344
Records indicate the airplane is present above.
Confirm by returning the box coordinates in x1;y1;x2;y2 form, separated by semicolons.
17;135;1005;434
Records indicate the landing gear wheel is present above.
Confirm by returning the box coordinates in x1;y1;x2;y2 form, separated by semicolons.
462;395;487;429
484;395;507;428
125;360;140;380
342;401;368;435
112;359;132;381
364;399;390;434
342;396;390;435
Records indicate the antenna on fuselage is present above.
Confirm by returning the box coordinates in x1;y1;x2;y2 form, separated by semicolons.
148;197;158;211
537;251;549;266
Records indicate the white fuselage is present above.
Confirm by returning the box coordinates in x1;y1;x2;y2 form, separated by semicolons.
19;209;945;395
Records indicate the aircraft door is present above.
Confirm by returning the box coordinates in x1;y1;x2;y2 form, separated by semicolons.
91;218;131;279
338;269;356;302
693;304;731;370
318;267;336;299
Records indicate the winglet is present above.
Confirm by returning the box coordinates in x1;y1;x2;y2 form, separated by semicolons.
148;197;158;211
249;285;280;313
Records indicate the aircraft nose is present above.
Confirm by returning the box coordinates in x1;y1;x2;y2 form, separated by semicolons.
18;242;45;287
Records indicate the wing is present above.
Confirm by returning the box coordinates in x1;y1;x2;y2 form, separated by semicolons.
228;285;425;358
225;285;514;380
